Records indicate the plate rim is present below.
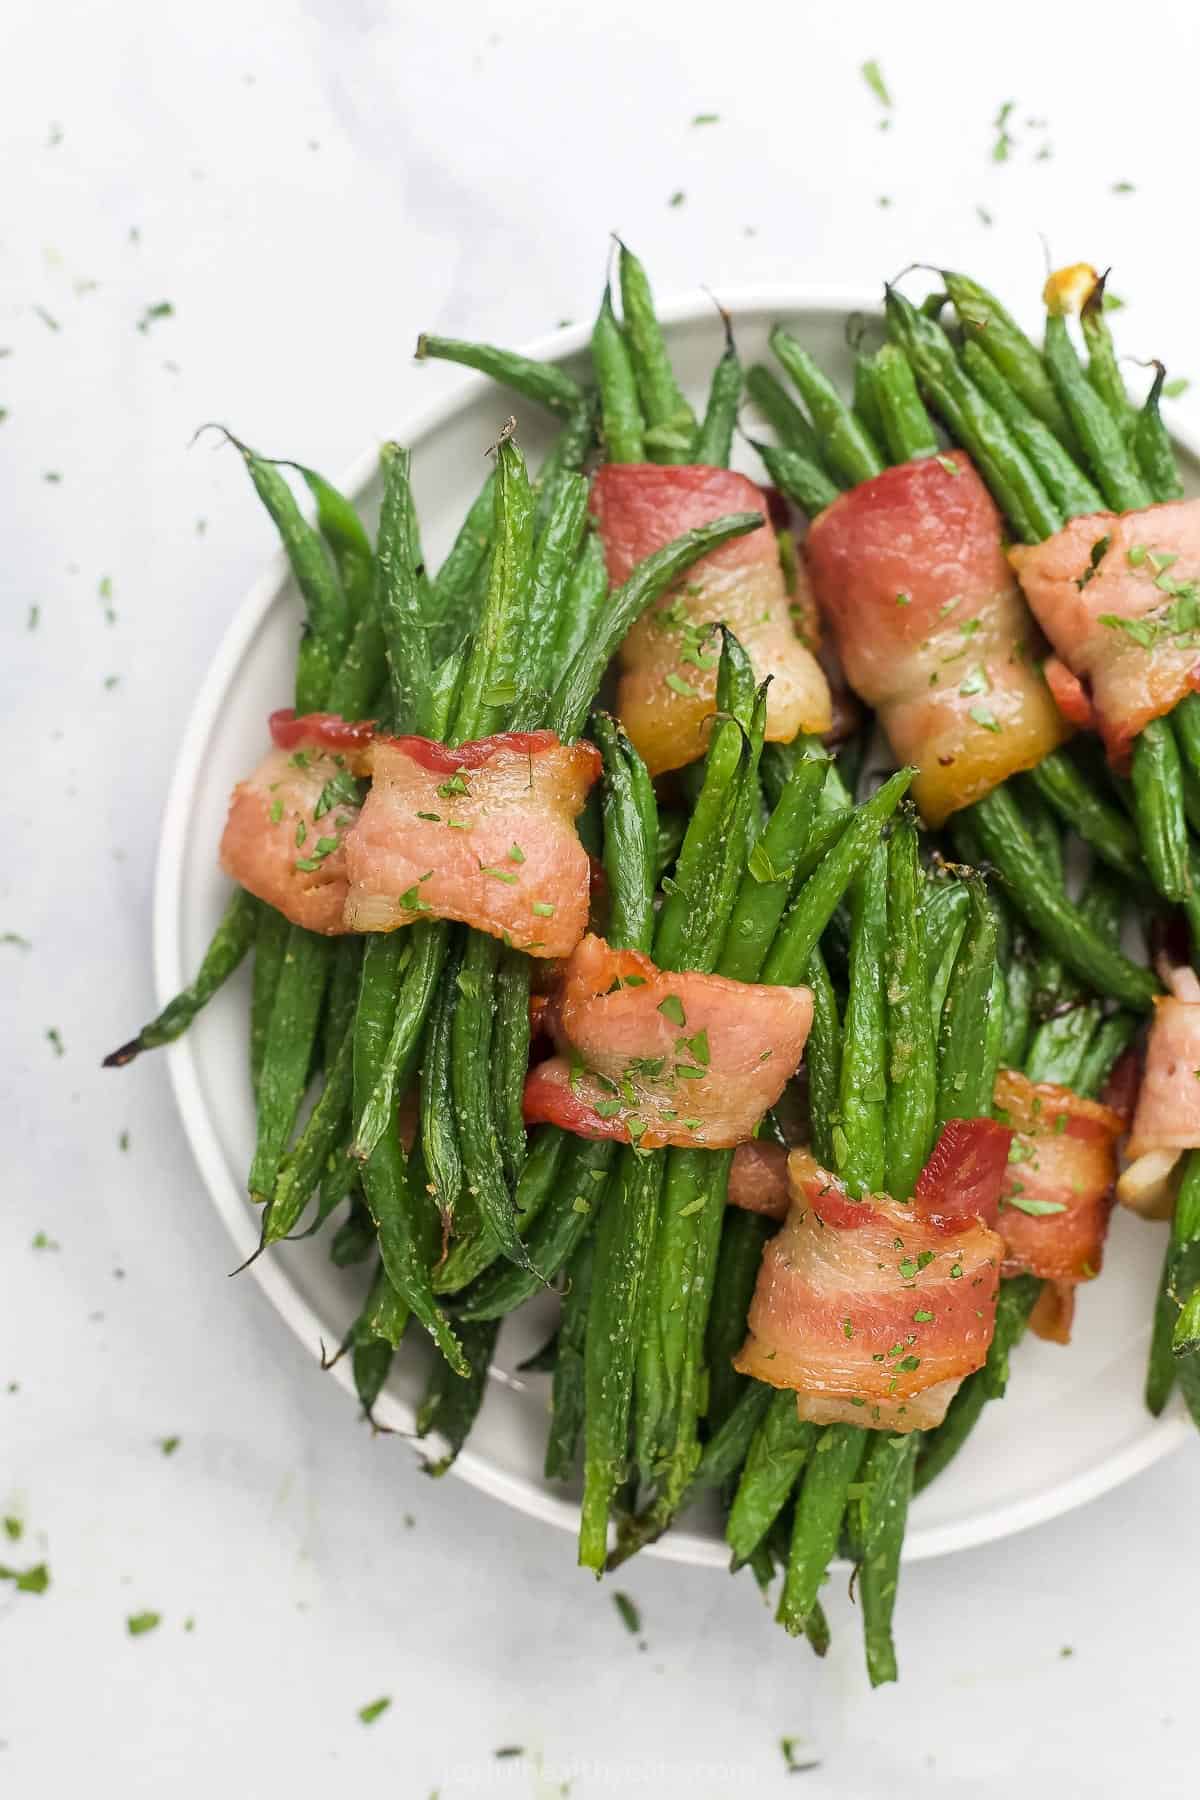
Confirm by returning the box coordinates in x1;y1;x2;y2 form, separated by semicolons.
154;284;1192;1569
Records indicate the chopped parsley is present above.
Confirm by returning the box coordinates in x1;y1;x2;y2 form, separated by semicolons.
691;112;720;126
969;704;1001;733
436;773;469;798
508;842;525;863
861;60;891;107
992;99;1015;163
480;865;519;885
0;1561;49;1594
532;901;556;917
613;1592;641;1634
126;1610;161;1636
913;1309;933;1323
136;301;175;334
313;769;361;818
1004;1195;1067;1216
3;1517;23;1541
958;664;990;698
665;672;697;698
657;994;686;1027
895;591;911;606
159;1436;180;1456
936;454;959;475
357;1697;392;1725
1164;377;1191;399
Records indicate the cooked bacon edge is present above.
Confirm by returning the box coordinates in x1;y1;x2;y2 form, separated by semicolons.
1120;964;1200;1217
219;738;362;935
727;1141;791;1221
993;1069;1123;1305
341;731;600;955
590;464;831;776
521;934;813;1150
1009;498;1200;767
734;1142;1006;1433
804;452;1070;827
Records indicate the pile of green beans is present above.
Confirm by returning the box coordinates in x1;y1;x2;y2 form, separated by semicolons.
106;243;1178;1690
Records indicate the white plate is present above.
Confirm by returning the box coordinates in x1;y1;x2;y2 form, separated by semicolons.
156;288;1194;1567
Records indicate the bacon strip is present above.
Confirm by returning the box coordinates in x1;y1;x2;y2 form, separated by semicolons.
1010;499;1200;767
220;738;362;934
1118;964;1200;1217
590;464;832;776
521;934;813;1150
804;452;1070;827
734;1142;1006;1432
992;1069;1123;1314
727;1140;791;1221
342;731;600;955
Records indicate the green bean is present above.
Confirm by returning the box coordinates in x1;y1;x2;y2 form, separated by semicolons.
451;931;530;1271
874;342;938;464
417;1318;500;1474
415;331;587;421
104;888;259;1067
430;467;495;643
1135;363;1185;503
770;325;885;487
959;341;1104;520
884;287;1062;544
545;1236;595;1480
838;842;889;1198
263;1028;355;1246
578;1152;665;1563
592;283;645;463
350;923;445;1164
1080;285;1138;446
452;431;533;741
967;785;1157;1010
805;948;842;1168
513;472;590;722
751;438;840;516
646;722;747;967
277;461;375;627
594;714;658;955
934;878;998;1128
1023;1002;1101;1088
853;1431;918;1687
433;1125;566;1295
374;442;433;734
532;401;596;537
996;941;1032;1073
761;769;913;986
618;241;697;462
942;270;1077;451
777;1425;867;1635
720;756;827;982
1043;314;1152;514
553;531;608;671
981;1272;1043;1400
1073;1011;1138;1101
885;821;937;1198
244;902;287;1094
690;1381;774;1493
1147;1152;1200;1421
852;349;887;455
549;510;762;740
1131;716;1191;903
1027;752;1144;884
691;315;742;467
745;363;821;459
225;435;350;702
330;1191;375;1267
354;932;464;1369
492;947;532;1192
457;1137;613;1319
1173;1285;1200;1358
247;931;334;1201
324;609;386;721
420;942;463;1230
726;1395;817;1570
704;1209;773;1433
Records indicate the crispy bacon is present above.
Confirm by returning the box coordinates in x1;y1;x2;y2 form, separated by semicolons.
992;1069;1123;1310
1120;964;1200;1216
590;464;832;775
1010;499;1200;767
804;452;1070;827
219;739;361;934
341;732;600;956
521;934;813;1150
727;1140;791;1220
734;1147;1005;1432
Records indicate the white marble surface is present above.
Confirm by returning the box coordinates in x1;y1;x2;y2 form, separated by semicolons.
5;1;1200;1793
